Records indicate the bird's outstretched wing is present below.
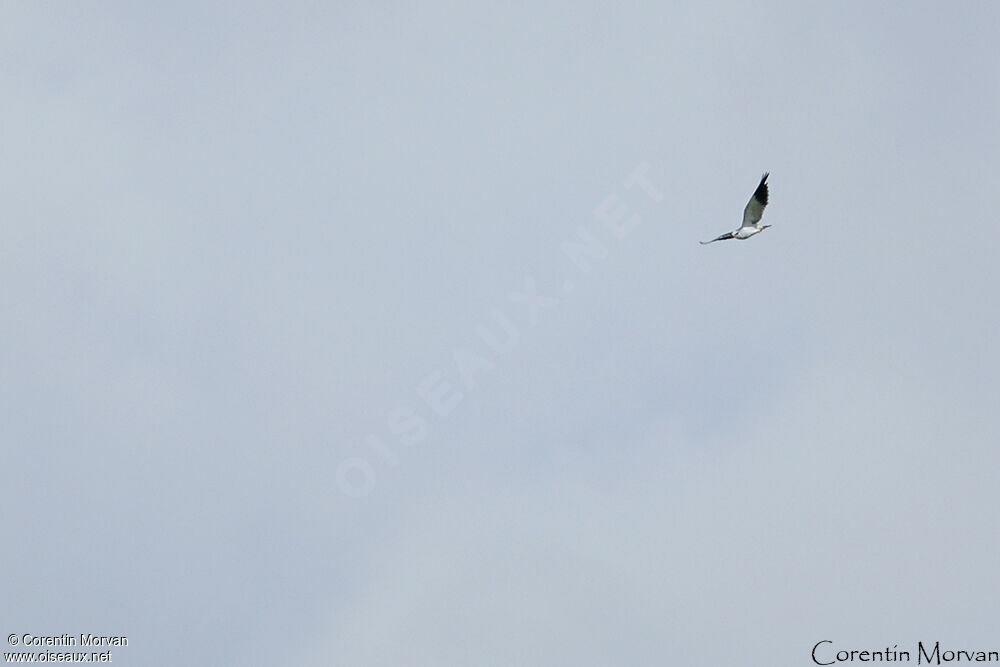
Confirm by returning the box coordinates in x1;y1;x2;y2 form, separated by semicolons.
740;172;769;228
700;231;735;245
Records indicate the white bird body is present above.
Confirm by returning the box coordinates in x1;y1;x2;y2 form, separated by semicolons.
733;226;765;240
701;172;771;245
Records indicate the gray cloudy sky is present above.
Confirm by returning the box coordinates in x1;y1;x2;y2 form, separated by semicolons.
2;3;999;665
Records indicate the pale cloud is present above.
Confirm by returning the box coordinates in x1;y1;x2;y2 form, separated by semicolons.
2;2;997;665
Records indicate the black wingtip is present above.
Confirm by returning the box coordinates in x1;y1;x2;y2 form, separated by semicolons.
754;172;769;206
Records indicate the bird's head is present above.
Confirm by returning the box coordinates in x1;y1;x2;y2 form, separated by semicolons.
760;224;772;231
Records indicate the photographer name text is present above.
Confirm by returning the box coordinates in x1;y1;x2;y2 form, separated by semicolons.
813;641;998;664
11;634;126;647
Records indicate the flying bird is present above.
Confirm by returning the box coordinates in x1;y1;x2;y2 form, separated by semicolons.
700;172;770;244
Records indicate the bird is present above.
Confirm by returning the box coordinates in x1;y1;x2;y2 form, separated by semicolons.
700;172;771;244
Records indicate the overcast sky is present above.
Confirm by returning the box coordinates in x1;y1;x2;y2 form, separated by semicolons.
2;3;999;665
